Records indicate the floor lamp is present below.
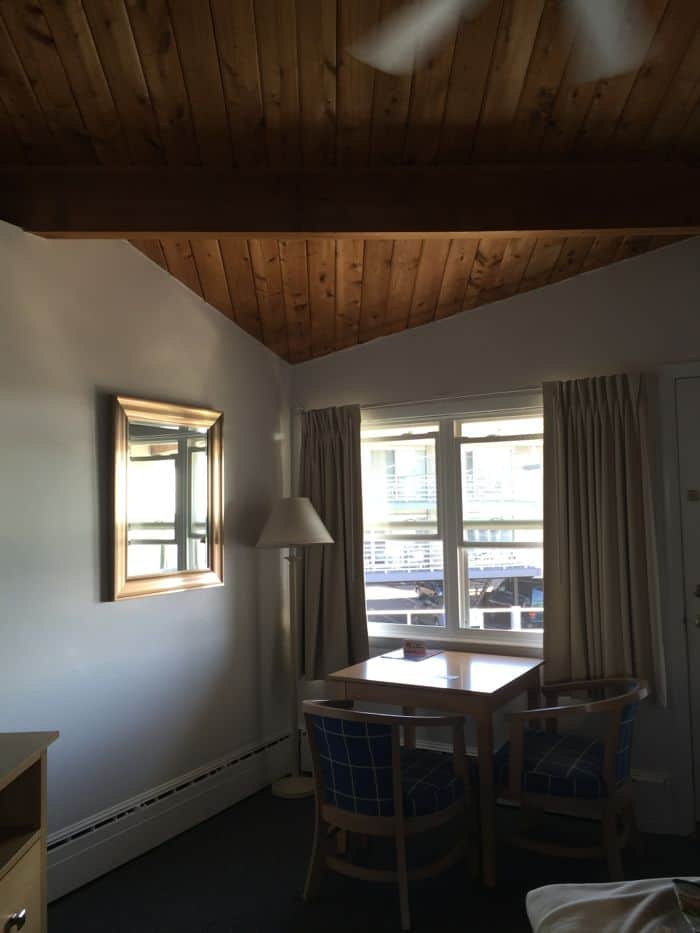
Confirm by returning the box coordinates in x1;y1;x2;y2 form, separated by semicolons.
256;496;333;799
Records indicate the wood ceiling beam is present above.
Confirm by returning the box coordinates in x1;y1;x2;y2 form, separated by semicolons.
2;163;700;239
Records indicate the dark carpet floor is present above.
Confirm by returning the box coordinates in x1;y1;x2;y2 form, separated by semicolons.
49;790;700;933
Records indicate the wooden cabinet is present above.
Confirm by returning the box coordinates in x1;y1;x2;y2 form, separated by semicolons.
0;843;41;932
0;734;58;933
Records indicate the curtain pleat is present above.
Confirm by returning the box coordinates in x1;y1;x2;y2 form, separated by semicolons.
543;374;666;703
300;405;369;680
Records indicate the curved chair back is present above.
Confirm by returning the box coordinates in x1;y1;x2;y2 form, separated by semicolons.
305;700;395;817
504;678;648;881
541;678;648;788
303;699;468;821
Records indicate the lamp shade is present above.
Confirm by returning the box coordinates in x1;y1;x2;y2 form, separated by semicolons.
256;497;334;548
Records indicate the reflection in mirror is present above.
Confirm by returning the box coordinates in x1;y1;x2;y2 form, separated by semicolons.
113;396;223;600
127;421;209;576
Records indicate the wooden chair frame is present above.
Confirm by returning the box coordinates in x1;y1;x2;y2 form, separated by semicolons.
502;678;648;879
302;699;477;931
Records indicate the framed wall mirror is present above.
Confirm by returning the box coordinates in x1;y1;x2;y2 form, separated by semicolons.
113;396;223;600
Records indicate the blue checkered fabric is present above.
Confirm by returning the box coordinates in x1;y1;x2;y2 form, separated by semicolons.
470;704;639;800
400;747;464;817
310;714;394;816
309;714;465;818
493;731;608;799
469;684;641;800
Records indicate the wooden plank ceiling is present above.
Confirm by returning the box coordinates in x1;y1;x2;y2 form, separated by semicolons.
129;232;683;362
1;0;698;363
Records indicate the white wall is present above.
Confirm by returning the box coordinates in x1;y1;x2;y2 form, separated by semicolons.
292;237;700;834
0;222;291;835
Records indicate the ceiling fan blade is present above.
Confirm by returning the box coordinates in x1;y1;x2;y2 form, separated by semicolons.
348;0;487;76
566;0;654;83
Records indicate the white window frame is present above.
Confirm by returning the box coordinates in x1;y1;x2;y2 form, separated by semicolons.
362;391;543;650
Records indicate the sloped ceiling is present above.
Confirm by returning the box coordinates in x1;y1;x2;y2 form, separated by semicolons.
129;233;683;363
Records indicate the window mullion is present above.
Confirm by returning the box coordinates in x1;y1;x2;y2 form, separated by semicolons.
438;418;460;636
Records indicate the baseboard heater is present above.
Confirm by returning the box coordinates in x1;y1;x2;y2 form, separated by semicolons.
47;732;290;901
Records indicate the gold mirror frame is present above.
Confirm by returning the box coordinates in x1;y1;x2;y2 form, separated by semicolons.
113;395;224;600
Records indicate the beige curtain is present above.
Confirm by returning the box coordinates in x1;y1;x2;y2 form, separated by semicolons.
300;405;369;680
543;374;666;703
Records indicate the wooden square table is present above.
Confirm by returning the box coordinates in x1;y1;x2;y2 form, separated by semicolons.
329;649;544;887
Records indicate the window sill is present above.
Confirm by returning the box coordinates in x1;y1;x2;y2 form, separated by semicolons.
368;624;543;658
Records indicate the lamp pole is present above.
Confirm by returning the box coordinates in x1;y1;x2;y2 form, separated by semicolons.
256;497;333;799
272;545;312;797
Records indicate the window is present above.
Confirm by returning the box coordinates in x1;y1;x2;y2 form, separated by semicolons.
361;407;543;644
458;417;543;636
362;425;444;628
126;428;209;577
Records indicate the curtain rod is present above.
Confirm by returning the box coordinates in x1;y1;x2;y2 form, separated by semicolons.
295;385;541;414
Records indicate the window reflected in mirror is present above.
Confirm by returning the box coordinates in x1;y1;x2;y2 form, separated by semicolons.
114;396;223;600
127;422;209;576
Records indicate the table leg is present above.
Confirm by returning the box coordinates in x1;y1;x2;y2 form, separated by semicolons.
527;684;540;710
402;706;416;749
527;669;542;731
475;711;497;888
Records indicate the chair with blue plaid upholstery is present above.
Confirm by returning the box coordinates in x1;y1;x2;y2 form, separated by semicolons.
491;678;648;880
302;698;477;931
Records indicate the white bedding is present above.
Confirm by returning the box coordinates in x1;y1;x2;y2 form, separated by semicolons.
526;877;698;933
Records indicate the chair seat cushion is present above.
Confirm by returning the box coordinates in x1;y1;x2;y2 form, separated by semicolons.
472;731;608;800
400;748;465;817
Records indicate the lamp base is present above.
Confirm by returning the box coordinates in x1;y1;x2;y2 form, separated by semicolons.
271;774;315;799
